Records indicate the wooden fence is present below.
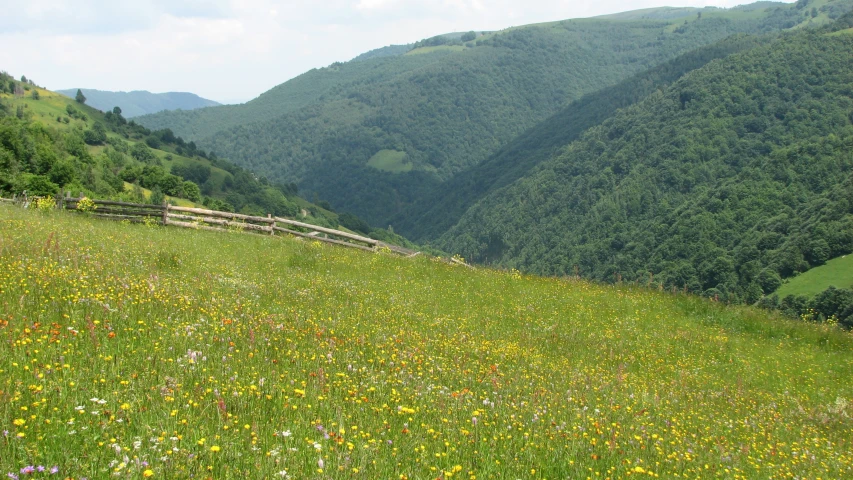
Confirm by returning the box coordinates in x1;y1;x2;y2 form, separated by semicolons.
8;195;420;256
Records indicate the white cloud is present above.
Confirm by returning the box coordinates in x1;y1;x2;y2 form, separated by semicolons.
0;0;795;103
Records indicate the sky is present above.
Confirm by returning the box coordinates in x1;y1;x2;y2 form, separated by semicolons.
1;0;794;104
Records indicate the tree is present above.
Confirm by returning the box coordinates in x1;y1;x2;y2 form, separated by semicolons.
810;286;853;322
21;174;59;196
182;181;201;202
48;160;76;186
149;187;165;206
112;106;122;115
83;123;107;145
461;31;477;42
31;90;39;100
131;143;157;164
75;89;86;104
338;212;372;234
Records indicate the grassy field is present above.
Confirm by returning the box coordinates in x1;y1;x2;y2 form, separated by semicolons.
366;150;413;173
775;254;853;298
2;205;853;479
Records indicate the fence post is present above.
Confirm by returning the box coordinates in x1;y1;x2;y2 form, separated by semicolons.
162;202;170;226
268;214;275;236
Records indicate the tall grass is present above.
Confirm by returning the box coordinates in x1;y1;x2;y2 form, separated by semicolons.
1;205;852;479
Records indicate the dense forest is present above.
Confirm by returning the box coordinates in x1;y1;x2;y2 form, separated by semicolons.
137;1;851;227
438;18;853;314
392;33;769;241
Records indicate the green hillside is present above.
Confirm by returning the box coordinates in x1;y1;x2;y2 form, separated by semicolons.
2;205;853;478
438;16;853;305
775;254;853;297
0;75;360;232
136;1;853;227
57;89;220;118
393;33;767;241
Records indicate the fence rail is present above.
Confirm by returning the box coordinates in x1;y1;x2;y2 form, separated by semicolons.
54;196;418;256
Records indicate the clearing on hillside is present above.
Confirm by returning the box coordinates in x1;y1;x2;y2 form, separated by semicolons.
366;150;413;173
775;254;853;298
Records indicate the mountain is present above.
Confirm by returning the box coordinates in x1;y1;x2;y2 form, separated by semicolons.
136;1;852;227
437;13;853;305
392;33;768;242
57;89;220;118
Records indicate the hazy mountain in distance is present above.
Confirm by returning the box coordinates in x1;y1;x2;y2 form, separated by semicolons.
57;89;220;118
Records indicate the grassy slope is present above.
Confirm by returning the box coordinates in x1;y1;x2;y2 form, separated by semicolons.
776;254;853;297
1;205;852;478
4;86;220;192
5;86;247;209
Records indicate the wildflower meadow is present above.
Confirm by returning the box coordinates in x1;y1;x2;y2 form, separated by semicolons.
1;205;852;479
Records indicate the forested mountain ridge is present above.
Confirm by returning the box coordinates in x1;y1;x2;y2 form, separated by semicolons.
438;17;853;305
136;53;452;141
57;89;220;118
393;33;768;241
136;1;851;227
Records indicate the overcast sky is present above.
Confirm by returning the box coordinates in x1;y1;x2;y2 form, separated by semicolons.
1;0;793;104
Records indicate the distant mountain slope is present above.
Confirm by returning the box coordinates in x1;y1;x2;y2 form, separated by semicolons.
137;1;844;228
439;16;853;304
136;52;453;141
393;33;768;241
57;89;220;118
351;44;413;62
596;2;779;20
